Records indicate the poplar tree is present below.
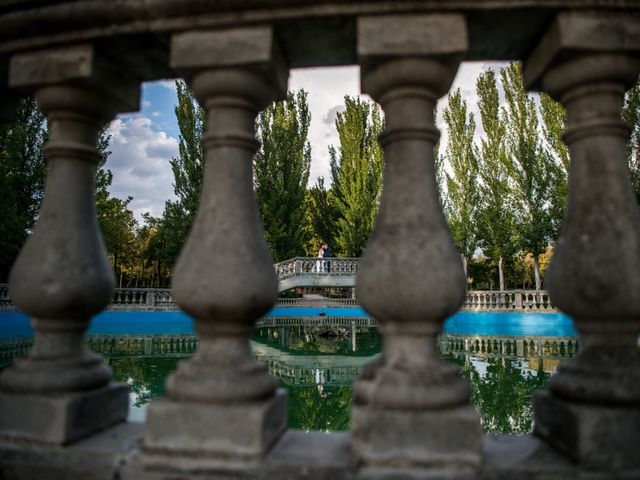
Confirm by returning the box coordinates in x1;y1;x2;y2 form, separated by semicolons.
329;96;384;257
500;62;555;290
443;88;480;280
170;80;206;222
476;70;515;291
623;80;640;203
539;92;569;236
0;97;46;282
254;89;312;262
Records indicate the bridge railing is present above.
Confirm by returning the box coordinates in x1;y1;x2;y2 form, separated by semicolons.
273;257;360;278
256;315;377;328
275;298;360;307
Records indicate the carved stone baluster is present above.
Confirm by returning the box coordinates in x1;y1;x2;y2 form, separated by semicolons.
352;14;481;471
524;11;640;468
0;44;139;444
142;26;287;467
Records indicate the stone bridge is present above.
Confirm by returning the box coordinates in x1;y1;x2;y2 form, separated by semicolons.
274;257;359;291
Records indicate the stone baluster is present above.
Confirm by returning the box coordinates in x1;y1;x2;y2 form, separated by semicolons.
142;26;287;467
524;11;640;468
352;14;481;471
0;44;139;444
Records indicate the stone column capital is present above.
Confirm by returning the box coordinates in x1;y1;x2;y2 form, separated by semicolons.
9;43;140;119
524;10;640;98
357;13;467;100
170;25;288;109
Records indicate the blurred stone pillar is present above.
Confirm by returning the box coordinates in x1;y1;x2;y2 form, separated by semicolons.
524;11;640;469
0;44;139;444
142;25;288;466
352;14;482;473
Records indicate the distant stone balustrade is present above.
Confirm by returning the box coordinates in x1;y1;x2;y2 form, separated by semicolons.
0;283;557;313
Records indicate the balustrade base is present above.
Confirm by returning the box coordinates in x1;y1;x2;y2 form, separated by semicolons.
142;389;287;465
0;383;129;445
351;404;482;471
534;390;640;469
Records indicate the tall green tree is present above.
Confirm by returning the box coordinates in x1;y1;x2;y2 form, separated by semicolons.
329;96;384;257
623;79;640;203
476;70;515;291
0;97;47;282
306;177;340;252
501;62;556;290
539;92;569;236
443;88;480;280
254;89;312;262
170;80;206;222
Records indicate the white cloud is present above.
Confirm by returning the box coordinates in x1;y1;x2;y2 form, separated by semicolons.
106;116;178;221
289;66;361;186
156;80;179;91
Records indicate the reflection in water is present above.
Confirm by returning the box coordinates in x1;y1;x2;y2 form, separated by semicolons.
0;325;578;434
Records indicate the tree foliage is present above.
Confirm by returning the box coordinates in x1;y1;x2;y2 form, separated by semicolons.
443;88;480;277
539;92;569;236
475;70;515;291
170;80;206;221
329;96;384;257
0;97;47;282
255;89;312;262
95;127;139;286
500;62;558;290
623;79;640;203
305;177;340;254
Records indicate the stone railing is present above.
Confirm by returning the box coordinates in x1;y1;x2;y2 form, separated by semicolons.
275;298;360;307
274;256;359;280
108;288;176;311
1;4;639;480
88;334;198;357
440;333;579;359
463;290;556;312
256;315;377;328
0;284;556;313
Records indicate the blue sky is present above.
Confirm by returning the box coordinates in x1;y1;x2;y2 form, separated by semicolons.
105;62;507;222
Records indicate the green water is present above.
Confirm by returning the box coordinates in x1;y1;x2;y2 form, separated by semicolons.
97;326;563;433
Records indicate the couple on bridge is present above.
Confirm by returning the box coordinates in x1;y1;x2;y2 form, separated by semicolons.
314;242;332;273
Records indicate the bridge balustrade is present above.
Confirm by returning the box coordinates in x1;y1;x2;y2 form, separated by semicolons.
0;3;639;479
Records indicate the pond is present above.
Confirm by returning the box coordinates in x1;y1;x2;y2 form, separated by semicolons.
0;309;578;434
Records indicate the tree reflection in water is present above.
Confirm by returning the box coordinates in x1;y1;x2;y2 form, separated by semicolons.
446;353;550;433
0;325;571;433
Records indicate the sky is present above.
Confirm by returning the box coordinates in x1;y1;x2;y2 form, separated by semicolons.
105;61;509;222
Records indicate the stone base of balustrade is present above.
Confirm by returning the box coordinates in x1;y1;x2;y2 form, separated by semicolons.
0;383;129;445
141;389;287;467
351;404;483;472
3;424;640;480
534;390;640;469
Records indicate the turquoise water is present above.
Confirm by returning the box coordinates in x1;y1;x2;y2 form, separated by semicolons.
0;308;577;338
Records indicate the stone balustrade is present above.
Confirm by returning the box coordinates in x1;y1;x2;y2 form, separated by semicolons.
0;283;557;313
256;316;377;328
0;3;639;480
440;333;579;360
463;290;556;312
